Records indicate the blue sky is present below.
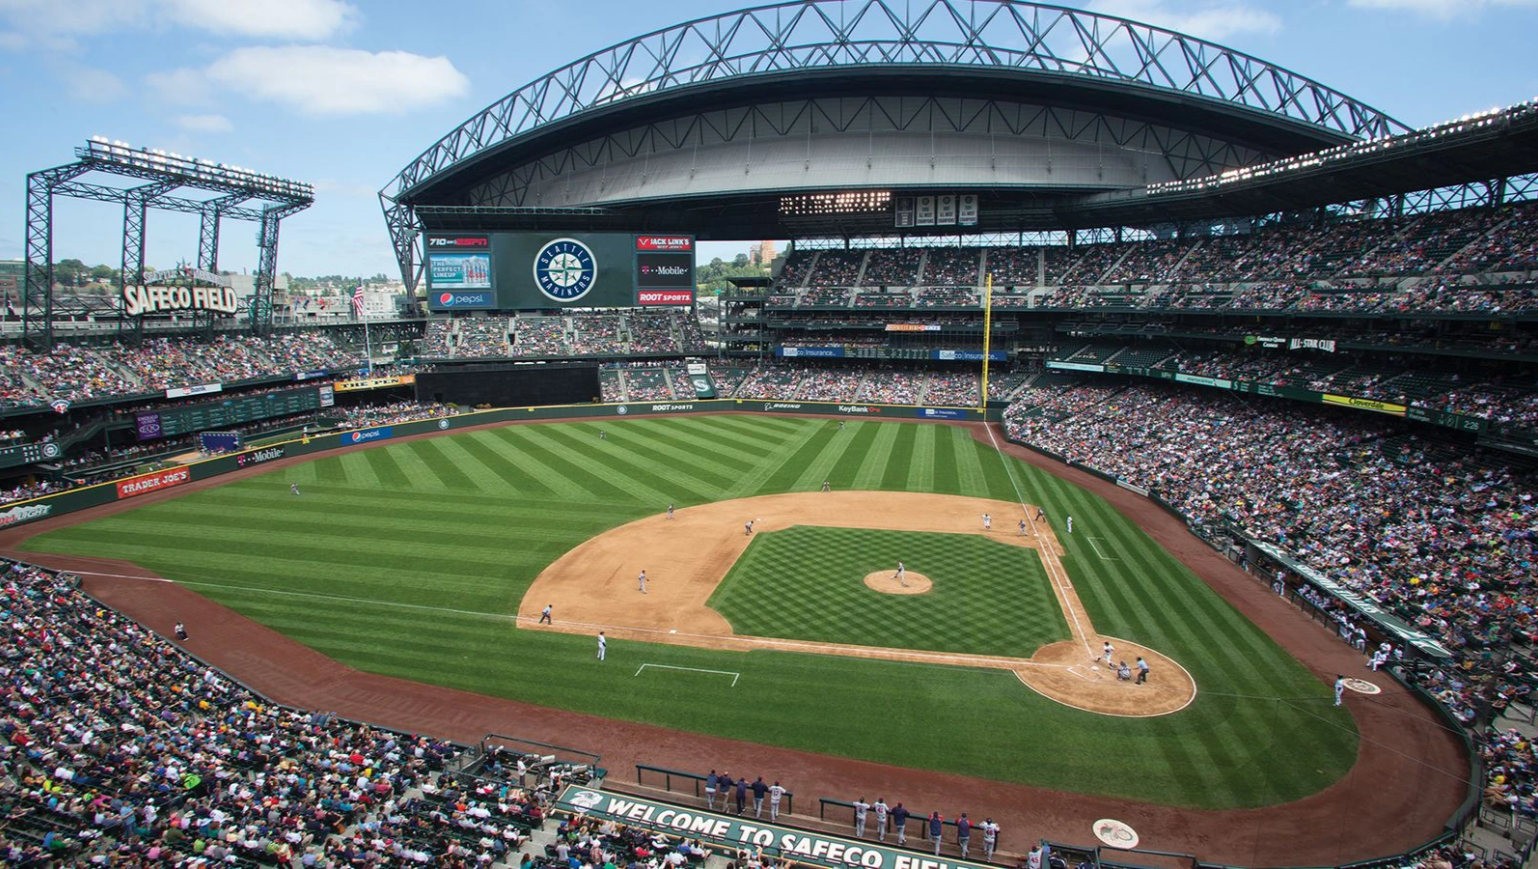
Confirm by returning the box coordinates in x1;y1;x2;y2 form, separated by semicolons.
0;0;1535;279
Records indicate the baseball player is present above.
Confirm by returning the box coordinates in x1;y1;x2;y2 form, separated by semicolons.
981;818;999;860
1101;641;1114;667
597;632;607;662
895;561;907;587
1333;674;1345;706
891;803;909;845
705;770;719;810
821;480;830;492
1370;643;1391;671
539;604;552;625
768;781;785;821
1019;519;1027;536
873;798;890;841
956;813;972;859
745;520;754;536
1066;515;1074;534
599;430;607;440
1273;569;1286;596
290;482;300;496
667;504;674;520
638;570;648;594
1035;506;1045;522
852;797;870;837
839;420;845;430
982;513;991;531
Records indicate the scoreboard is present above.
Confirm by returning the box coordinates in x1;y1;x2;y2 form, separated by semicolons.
135;386;329;441
424;232;696;310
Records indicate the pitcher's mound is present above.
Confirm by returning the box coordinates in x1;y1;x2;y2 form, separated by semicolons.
863;571;932;595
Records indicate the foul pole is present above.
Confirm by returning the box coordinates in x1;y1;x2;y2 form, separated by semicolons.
979;273;994;409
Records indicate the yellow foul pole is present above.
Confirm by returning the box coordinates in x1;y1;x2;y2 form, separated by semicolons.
979;273;994;410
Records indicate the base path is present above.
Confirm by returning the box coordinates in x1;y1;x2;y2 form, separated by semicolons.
0;414;1469;867
521;491;1194;717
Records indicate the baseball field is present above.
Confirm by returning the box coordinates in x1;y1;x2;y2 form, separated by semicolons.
19;414;1357;810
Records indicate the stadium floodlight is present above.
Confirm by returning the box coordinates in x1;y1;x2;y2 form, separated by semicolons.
77;139;314;201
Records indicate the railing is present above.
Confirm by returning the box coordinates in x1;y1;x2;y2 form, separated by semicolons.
636;764;793;816
819;797;1001;858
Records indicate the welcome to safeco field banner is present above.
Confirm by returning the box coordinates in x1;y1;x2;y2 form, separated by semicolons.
556;786;992;869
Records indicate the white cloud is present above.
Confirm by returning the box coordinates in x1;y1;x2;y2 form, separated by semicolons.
59;64;127;103
1090;0;1283;40
157;0;358;41
1348;0;1538;19
176;113;233;132
159;46;470;117
147;66;215;105
0;0;357;49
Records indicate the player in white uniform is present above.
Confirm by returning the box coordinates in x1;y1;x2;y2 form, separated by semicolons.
1102;641;1114;667
982;513;991;530
597;632;607;662
768;781;786;821
981;819;1000;860
1067;515;1074;534
895;561;906;587
290;483;300;496
873;799;890;841
852;798;870;837
638;570;647;594
667;505;674;520
1334;674;1345;706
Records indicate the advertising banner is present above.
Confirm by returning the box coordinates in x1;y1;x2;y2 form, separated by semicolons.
429;255;493;289
885;324;942;332
167;383;222;399
1290;337;1338;353
637;290;695;306
1045;361;1105;373
319;384;335;408
136;413;164;441
235;445;286;468
779;346;845;358
1174;373;1233;390
554;786;996;869
334;375;417;393
340;426;394;445
0;503;52;529
634;236;694;252
116;466;191;500
294;370;329;381
1322;394;1406;416
635;253;695;289
933;350;1008;362
428;291;496;311
916;407;969;419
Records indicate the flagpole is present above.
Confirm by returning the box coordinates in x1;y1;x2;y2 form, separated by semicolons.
979;273;994;410
364;316;373;376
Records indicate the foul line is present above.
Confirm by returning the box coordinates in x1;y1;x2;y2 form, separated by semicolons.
984;422;1095;658
1086;537;1119;561
635;663;740;687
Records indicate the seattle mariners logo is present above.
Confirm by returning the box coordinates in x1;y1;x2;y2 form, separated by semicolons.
533;238;597;302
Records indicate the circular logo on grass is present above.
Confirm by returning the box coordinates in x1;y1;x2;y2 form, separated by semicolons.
1343;678;1381;694
533;237;597;302
1094;819;1139;849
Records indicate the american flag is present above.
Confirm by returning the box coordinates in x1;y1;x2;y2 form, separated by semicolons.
351;284;365;315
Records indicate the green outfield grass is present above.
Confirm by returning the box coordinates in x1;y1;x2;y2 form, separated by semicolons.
21;416;1356;809
709;526;1069;657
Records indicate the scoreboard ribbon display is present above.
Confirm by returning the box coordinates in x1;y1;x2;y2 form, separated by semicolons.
634;235;694;306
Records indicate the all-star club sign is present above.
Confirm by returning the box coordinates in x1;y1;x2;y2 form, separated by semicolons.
556;786;994;869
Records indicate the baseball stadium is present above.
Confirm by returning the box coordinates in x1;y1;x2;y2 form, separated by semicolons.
2;1;1537;867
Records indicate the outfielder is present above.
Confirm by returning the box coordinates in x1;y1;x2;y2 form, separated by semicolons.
638;570;648;594
1066;515;1074;534
597;632;607;662
290;482;300;496
667;504;674;520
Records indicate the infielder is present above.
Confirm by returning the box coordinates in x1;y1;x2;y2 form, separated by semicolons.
895;561;907;587
667;504;674;520
638;570;648;594
1018;519;1027;536
539;604;552;625
982;513;991;531
1333;674;1345;706
874;798;890;841
821;480;831;492
745;520;754;536
852;797;870;836
597;632;607;662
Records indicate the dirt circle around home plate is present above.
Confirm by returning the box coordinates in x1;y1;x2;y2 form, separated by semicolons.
862;570;933;595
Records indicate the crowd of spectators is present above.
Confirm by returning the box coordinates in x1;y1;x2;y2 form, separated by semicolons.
861;249;923;288
0;557;476;865
454;319;511;358
857;370;921;404
338;400;459;430
806;252;864;288
628;314;681;353
922;248;980;287
512;318;567;357
923;371;980;406
0;333;363;410
568;317;623;356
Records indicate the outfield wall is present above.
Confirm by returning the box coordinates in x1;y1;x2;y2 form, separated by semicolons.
0;399;990;532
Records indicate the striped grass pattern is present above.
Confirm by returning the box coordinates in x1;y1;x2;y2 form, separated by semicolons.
710;527;1070;657
23;416;1356;809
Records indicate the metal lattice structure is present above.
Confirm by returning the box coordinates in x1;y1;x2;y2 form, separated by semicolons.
381;0;1405;287
23;140;313;351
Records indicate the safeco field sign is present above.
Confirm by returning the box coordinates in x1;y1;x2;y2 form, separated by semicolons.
556;786;994;869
